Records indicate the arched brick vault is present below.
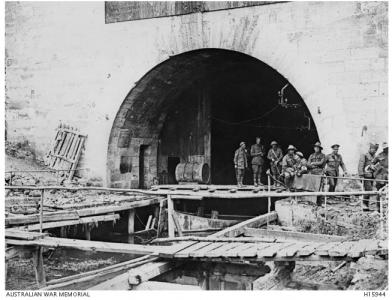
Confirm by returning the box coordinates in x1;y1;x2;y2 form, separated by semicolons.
107;49;321;188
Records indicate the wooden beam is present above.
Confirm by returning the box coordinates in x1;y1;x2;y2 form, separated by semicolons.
167;195;175;238
15;214;119;231
152;236;277;244
6;211;79;226
128;209;135;243
133;281;202;290
44;256;157;290
243;228;347;243
32;247;46;288
128;261;179;286
210;212;278;238
6;237;167;255
5;229;48;240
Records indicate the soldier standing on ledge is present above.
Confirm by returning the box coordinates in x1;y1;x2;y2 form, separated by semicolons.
307;142;326;206
234;141;248;187
358;143;378;211
307;142;326;175
267;141;283;185
325;144;348;192
373;142;388;212
250;137;265;186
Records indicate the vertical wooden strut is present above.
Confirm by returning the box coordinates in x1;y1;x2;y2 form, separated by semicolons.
32;247;46;288
128;209;135;243
167;195;175;238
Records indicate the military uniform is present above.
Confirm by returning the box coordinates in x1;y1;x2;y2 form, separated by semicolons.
358;151;376;209
374;149;388;211
282;152;299;188
267;147;283;178
325;152;347;192
295;155;308;176
234;146;248;186
250;143;265;185
307;152;326;175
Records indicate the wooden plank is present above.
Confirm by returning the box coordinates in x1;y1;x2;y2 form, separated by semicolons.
158;241;196;259
192;242;226;258
5;229;48;240
347;240;369;258
174;242;211;258
210;212;278;238
297;243;321;257
44;256;157;290
171;213;183;236
204;242;244;258
315;242;343;256
16;214;119;231
6;211;79;225
167;195;175;238
329;242;355;257
378;240;388;255
76;198;162;217
225;243;256;257
6;237;167;255
258;242;294;258
276;243;308;257
152;236;276;244
239;244;259;258
128;261;178;285
364;239;380;255
32;247;46;288
243;227;346;242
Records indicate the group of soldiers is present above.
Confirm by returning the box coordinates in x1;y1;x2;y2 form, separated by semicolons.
233;138;388;211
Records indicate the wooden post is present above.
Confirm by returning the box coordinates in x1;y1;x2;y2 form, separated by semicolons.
324;195;327;221
60;226;67;238
40;189;44;233
84;224;91;240
380;194;384;239
32;247;46;288
267;176;271;228
128;209;135;244
167;195;175;238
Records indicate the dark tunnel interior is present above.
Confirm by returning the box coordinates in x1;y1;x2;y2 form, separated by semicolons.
157;49;319;185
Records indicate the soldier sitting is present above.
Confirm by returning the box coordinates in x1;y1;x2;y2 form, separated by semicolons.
282;145;299;190
295;151;308;176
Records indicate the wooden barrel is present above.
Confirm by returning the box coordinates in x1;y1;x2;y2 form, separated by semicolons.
175;162;210;184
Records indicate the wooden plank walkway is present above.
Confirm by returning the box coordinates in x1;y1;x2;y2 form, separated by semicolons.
153;239;388;262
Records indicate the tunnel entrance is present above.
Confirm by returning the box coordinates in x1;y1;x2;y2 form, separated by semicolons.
108;49;319;188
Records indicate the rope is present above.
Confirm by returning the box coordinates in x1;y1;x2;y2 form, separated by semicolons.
212;105;280;125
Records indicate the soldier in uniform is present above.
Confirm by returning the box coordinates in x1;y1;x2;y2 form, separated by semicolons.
307;142;326;206
325;144;348;192
307;142;326;175
250;137;265;186
295;151;308;176
358;143;378;211
372;142;388;212
234;141;248;187
267;141;283;185
282;145;299;190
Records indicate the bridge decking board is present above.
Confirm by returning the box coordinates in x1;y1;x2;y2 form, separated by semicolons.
193;242;226;258
174;242;211;258
329;242;355;257
204;242;243;258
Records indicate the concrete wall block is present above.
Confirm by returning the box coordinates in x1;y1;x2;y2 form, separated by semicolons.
344;59;372;72
350;47;381;59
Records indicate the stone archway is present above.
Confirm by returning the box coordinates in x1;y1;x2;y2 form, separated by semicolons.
107;49;320;188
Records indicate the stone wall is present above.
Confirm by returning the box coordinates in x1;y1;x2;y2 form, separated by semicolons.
5;1;388;185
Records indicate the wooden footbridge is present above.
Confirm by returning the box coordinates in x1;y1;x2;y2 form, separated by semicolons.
5;184;388;290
